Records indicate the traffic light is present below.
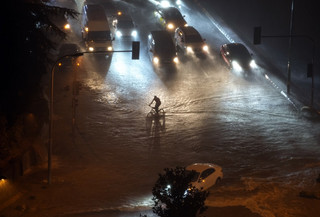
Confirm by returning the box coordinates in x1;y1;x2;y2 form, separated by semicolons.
132;41;140;59
253;26;261;45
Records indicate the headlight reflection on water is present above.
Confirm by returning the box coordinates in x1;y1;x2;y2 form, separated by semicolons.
125;195;153;211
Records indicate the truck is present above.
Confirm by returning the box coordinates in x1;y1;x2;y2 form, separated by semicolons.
81;4;114;52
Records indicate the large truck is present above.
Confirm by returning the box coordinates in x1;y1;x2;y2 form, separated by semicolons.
81;4;114;52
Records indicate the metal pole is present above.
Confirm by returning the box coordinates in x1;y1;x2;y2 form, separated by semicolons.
47;47;137;184
48;53;83;185
311;44;315;108
287;0;295;94
48;63;55;184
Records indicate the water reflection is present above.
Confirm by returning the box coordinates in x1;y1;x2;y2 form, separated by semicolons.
146;109;166;146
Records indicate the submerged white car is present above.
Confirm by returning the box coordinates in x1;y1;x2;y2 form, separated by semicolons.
186;163;223;190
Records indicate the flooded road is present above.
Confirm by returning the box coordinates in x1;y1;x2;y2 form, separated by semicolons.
2;1;320;217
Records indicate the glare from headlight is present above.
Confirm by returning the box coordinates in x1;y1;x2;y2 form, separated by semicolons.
107;46;113;51
116;31;122;37
64;23;70;30
161;1;170;8
167;23;174;29
202;45;209;52
131;30;137;37
176;0;182;5
250;60;258;68
89;47;94;52
173;56;179;63
186;46;193;53
153;57;159;64
232;61;242;71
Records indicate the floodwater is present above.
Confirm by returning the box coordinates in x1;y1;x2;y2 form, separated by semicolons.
2;1;320;217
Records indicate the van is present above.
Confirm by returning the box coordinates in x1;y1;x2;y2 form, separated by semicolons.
81;4;114;52
147;30;179;66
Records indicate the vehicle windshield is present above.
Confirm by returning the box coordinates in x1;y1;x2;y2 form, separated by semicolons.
185;34;202;43
229;45;251;59
87;31;112;41
163;9;183;20
155;43;176;56
118;20;134;29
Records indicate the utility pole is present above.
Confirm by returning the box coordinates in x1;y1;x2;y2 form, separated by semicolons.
287;0;295;94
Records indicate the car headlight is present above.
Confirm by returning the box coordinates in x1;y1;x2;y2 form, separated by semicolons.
153;57;159;64
250;60;257;68
186;46;193;53
232;61;242;71
107;46;113;51
173;56;179;64
116;31;122;37
64;23;70;30
131;30;137;37
202;45;209;52
89;47;94;52
167;23;174;29
161;1;170;8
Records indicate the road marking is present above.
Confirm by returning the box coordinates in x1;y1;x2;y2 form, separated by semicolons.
194;1;234;43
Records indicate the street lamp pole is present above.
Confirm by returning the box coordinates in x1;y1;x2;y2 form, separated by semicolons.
286;0;295;94
48;53;83;184
48;41;139;184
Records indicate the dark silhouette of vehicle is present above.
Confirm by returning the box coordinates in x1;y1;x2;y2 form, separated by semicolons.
154;7;187;32
220;43;257;72
148;30;179;66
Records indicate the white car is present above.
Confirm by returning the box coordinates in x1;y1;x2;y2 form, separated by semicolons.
186;163;223;190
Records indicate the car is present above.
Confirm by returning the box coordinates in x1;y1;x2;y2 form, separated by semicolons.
220;43;258;72
113;14;137;38
155;0;182;8
154;7;187;32
174;26;209;57
186;163;223;190
148;30;179;66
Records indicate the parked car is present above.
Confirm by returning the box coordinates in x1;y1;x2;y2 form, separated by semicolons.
148;30;179;66
220;43;257;72
154;6;187;32
174;26;209;58
186;163;223;190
